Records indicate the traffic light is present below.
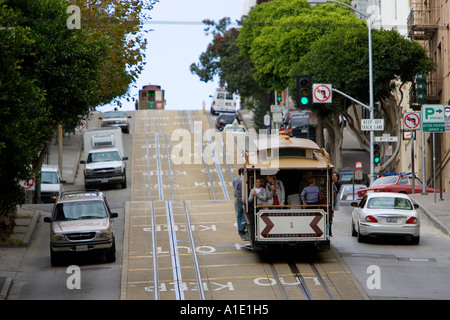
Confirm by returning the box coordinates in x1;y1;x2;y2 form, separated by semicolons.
374;144;381;165
276;91;282;103
296;75;312;109
416;73;426;105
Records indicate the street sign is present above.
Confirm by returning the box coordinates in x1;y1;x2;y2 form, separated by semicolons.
361;119;384;131
19;179;35;191
272;112;283;123
375;136;398;142
264;114;270;127
312;84;332;103
270;104;285;113
403;112;421;130
445;106;450;132
422;104;445;132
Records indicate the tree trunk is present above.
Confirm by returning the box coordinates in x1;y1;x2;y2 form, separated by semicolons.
0;205;17;241
323;113;344;168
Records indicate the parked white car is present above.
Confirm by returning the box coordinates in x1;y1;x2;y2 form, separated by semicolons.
40;164;65;203
351;192;420;244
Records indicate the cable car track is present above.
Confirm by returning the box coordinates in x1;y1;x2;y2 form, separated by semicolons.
140;110;220;299
123;110;366;300
269;260;336;300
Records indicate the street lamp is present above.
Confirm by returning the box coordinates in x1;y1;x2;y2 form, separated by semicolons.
307;0;375;184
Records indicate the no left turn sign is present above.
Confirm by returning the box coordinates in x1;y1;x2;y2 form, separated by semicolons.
313;84;332;103
403;112;421;130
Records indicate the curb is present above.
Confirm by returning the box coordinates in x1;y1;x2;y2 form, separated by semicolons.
0;209;41;248
412;198;450;237
0;277;12;300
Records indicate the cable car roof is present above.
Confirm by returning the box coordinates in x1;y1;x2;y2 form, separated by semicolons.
243;135;333;170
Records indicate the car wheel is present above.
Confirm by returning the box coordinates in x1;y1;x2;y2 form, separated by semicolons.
121;171;127;189
106;238;116;263
50;248;61;266
410;236;420;245
357;225;367;243
351;220;358;237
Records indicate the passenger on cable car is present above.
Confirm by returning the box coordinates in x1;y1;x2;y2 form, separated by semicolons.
300;177;323;208
233;168;246;235
299;170;313;196
265;175;285;208
248;178;270;207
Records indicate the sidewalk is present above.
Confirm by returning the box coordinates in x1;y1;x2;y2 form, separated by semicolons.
409;191;450;236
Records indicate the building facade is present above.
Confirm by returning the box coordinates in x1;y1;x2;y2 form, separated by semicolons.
408;0;450;192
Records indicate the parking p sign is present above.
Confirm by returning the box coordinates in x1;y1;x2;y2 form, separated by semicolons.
422;104;445;132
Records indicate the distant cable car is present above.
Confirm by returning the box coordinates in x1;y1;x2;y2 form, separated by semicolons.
138;85;165;110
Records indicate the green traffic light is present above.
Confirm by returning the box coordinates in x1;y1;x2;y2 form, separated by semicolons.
301;97;309;105
374;156;380;163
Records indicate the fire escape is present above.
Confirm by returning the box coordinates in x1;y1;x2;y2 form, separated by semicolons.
407;0;440;103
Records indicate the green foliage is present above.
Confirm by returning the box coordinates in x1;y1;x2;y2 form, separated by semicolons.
238;0;364;90
0;0;119;237
190;17;261;100
73;0;159;105
292;27;434;116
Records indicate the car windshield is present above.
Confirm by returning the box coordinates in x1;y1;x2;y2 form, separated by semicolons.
221;114;236;120
343;194;358;201
87;151;121;163
103;111;126;119
41;171;58;184
291;114;309;126
54;200;108;221
340;185;365;199
367;197;413;210
225;126;245;132
371;176;399;186
339;172;355;183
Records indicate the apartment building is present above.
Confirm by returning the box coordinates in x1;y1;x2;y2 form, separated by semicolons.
408;0;450;192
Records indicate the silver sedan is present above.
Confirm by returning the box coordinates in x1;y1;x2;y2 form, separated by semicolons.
351;192;420;244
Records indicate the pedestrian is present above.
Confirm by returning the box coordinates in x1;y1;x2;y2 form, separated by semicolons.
233;168;246;235
332;171;341;205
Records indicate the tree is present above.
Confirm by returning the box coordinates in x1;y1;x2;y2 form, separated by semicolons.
291;27;434;167
72;0;160;106
0;2;52;238
190;18;260;100
237;0;363;91
190;17;272;130
0;0;107;239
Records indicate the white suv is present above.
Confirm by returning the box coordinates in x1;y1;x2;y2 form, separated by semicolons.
44;190;118;265
40;164;66;203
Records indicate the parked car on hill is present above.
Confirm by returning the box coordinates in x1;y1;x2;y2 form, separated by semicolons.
351;192;420;244
357;173;437;198
44;190;118;265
